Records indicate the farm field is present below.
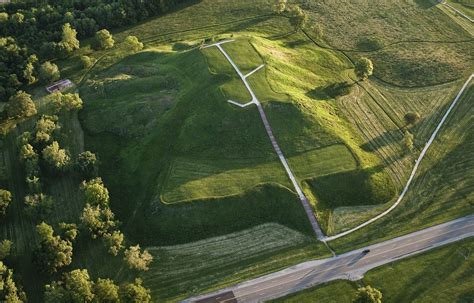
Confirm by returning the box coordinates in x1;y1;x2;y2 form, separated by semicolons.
0;0;473;301
273;237;474;303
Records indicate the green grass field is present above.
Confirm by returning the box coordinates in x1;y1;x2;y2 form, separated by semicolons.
1;0;473;301
330;84;474;252
273;237;474;303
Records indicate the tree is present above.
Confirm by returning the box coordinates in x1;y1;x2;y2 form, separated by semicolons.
45;269;94;303
353;286;382;303
58;222;78;242
103;231;124;256
34;115;59;144
42;141;71;172
24;193;54;220
124;36;143;52
80;56;94;69
120;279;151;303
60;23;80;54
81;178;109;206
288;5;307;32
0;262;26;302
76;151;99;178
94;278;120;303
34;222;74;273
80;204;116;239
94;29;115;50
19;144;37;163
404;131;414;153
39;62;60;84
6;91;37;119
16;132;31;147
124;245;153;271
23;62;36;85
404;112;420;126
274;0;287;14
0;190;12;217
51;92;83;113
0;12;8;23
355;57;374;80
0;240;12;260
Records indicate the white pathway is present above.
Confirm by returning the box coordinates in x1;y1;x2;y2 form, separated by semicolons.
203;40;473;242
325;74;473;241
202;40;325;240
439;0;474;23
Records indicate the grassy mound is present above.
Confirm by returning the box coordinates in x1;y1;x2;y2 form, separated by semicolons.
162;144;357;203
308;168;396;209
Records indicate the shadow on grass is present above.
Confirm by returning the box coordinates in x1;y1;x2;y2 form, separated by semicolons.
360;129;403;152
307;82;354;101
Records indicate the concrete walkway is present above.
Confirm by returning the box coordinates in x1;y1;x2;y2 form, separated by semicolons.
183;214;474;302
202;40;325;240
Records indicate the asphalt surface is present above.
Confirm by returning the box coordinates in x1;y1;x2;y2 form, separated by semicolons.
183;214;474;303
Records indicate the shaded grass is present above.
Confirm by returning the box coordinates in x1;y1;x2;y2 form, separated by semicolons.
307;168;395;209
274;237;474;303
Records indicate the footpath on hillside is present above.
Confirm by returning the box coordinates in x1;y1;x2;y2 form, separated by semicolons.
202;40;325;240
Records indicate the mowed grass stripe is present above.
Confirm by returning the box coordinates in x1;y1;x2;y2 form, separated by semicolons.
142;223;327;302
330;86;474;253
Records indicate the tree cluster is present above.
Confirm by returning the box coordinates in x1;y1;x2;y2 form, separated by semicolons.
45;269;151;303
0;261;26;302
0;0;190;100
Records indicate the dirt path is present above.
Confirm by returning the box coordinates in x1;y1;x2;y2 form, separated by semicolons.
202;40;325;240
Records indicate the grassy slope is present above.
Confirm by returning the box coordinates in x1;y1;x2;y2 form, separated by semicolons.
273;237;474;303
330;84;474;252
144;224;329;302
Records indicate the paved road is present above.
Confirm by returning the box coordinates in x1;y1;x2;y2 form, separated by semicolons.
202;40;325;239
183;214;474;302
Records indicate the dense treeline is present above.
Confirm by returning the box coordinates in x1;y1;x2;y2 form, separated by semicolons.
0;0;193;100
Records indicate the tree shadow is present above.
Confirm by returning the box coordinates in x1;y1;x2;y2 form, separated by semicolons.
360;129;403;152
307;82;354;101
218;15;273;34
284;39;310;48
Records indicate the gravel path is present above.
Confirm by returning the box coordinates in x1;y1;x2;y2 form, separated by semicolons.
203;40;325;240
